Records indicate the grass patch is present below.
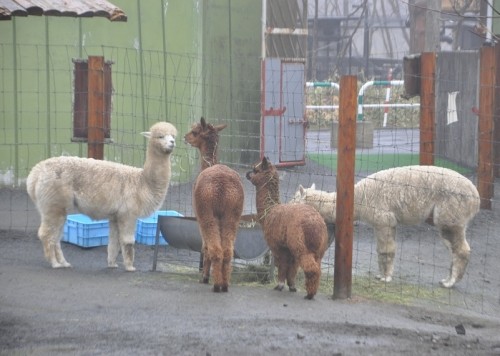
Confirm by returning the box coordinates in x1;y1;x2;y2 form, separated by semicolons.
308;153;471;174
156;262;449;306
350;275;448;305
313;273;448;305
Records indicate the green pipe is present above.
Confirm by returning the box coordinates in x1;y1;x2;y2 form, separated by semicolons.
12;18;19;185
78;19;83;157
137;0;146;133
227;0;234;161
161;0;168;121
45;17;51;157
306;82;339;89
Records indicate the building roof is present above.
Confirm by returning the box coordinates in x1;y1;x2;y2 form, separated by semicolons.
0;0;127;21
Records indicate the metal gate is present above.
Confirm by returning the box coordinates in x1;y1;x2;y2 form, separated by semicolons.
261;58;306;167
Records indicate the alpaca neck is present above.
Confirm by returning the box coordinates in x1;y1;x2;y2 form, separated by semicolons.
199;141;219;170
142;148;171;195
255;178;281;223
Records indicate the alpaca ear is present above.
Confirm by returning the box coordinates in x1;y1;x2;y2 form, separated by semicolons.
141;131;152;139
262;156;269;168
310;183;316;189
214;124;227;132
299;185;305;195
200;117;207;128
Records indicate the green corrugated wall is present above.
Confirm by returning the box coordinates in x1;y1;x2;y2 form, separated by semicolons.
0;0;262;186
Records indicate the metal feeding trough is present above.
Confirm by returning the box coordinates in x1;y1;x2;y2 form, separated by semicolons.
152;214;270;271
151;214;335;271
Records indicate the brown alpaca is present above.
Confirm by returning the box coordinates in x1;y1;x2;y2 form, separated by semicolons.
246;157;328;299
184;117;244;292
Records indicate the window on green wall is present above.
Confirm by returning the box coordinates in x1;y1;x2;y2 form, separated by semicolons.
72;59;113;142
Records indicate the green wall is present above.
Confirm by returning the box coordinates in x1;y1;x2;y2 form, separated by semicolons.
494;0;500;35
0;0;262;186
202;1;262;166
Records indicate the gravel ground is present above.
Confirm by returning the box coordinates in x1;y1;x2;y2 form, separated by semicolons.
1;128;499;355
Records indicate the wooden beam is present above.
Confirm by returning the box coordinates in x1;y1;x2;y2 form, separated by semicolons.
87;56;105;160
478;45;495;210
333;75;357;300
419;52;435;165
494;44;500;179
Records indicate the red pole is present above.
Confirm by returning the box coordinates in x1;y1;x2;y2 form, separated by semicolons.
87;56;105;160
477;45;495;210
333;75;357;300
419;52;435;166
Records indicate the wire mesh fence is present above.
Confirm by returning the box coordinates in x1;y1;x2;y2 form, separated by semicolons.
0;42;499;316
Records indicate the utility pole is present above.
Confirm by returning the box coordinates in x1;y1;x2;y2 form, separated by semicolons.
409;0;441;53
312;0;319;80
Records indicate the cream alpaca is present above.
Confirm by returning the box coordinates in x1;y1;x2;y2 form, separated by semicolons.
27;122;177;271
293;165;480;288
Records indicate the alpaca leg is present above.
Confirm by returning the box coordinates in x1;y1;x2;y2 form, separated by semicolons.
200;244;211;284
221;242;234;292
199;220;224;292
206;242;223;292
375;225;397;282
273;249;289;291
107;221;120;268
117;219;137;272
54;241;70;267
286;259;299;292
121;243;136;272
38;214;70;268
220;223;237;292
439;226;470;288
300;253;321;300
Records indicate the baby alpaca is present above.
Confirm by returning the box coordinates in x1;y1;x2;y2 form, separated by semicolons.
27;122;177;271
184;117;244;292
246;157;328;299
293;165;480;288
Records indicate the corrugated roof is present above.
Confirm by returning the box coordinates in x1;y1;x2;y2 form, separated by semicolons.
0;0;127;21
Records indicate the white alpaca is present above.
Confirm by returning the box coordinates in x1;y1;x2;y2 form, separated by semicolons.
292;165;480;288
27;122;177;271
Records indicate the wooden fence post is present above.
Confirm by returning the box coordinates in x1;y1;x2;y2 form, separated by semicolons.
478;45;495;210
419;52;436;166
87;56;105;160
494;44;500;179
333;75;357;300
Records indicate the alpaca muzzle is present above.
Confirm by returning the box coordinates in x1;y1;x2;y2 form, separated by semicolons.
245;171;253;180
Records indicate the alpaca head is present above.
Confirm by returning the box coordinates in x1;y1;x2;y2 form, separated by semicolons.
246;157;279;189
142;122;177;154
292;183;338;218
184;117;227;150
291;183;316;204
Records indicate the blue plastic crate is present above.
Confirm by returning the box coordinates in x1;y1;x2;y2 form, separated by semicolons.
135;210;183;245
63;214;109;248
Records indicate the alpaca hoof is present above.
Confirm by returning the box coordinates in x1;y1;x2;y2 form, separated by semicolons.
108;262;119;268
125;266;136;272
221;285;228;293
274;285;284;291
52;262;71;268
376;275;392;283
213;285;222;293
304;294;314;300
200;277;209;284
289;287;297;293
439;278;455;288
